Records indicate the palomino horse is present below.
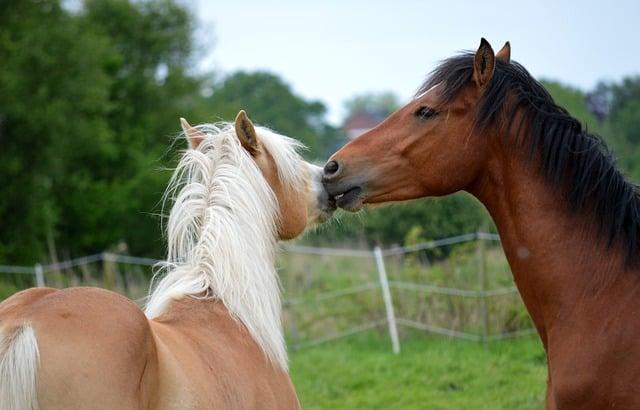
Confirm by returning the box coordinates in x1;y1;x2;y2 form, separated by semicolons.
324;39;640;408
0;111;334;409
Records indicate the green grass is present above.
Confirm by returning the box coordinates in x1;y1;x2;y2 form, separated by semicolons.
290;330;547;410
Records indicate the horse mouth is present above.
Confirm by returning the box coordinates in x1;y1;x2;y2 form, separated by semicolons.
334;186;364;212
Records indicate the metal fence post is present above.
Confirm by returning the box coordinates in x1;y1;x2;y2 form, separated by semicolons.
34;263;45;287
477;233;489;344
374;246;400;354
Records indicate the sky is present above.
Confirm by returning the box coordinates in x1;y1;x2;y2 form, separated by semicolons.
193;0;640;124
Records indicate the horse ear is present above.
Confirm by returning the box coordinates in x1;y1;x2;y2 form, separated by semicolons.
234;110;259;155
180;118;206;149
496;41;511;63
473;38;496;88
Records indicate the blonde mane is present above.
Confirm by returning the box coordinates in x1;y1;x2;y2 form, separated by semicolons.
145;122;305;370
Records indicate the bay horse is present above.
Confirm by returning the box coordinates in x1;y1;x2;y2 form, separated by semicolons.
323;39;640;408
0;111;334;409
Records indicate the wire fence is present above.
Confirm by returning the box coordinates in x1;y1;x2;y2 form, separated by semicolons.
0;233;536;352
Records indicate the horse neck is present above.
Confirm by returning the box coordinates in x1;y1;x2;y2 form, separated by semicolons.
469;136;640;347
145;131;288;370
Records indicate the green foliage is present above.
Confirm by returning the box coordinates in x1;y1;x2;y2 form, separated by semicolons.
360;194;492;244
344;91;400;117
207;71;341;158
0;0;206;263
542;80;604;133
543;78;640;182
0;0;115;262
606;77;640;180
308;193;493;246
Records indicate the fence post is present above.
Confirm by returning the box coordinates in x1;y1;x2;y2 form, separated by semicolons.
102;252;116;290
477;233;489;344
34;263;45;287
374;246;400;354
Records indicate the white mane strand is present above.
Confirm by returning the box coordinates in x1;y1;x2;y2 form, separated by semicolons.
145;122;305;371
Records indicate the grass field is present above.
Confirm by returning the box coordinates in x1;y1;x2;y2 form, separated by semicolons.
290;330;547;410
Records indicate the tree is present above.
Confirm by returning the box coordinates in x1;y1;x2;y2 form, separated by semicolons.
343;92;400;117
68;0;205;257
0;0;115;263
606;77;640;180
207;71;340;159
0;0;207;263
542;78;640;182
542;80;606;134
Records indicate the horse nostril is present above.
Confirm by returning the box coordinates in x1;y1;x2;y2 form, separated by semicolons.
323;160;340;177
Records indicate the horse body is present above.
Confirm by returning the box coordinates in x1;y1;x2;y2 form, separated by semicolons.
1;287;156;409
474;139;640;408
324;39;640;407
0;111;333;409
0;287;297;409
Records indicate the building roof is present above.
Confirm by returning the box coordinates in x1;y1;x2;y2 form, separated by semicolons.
343;110;386;139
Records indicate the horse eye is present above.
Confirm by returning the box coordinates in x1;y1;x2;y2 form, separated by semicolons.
414;106;438;120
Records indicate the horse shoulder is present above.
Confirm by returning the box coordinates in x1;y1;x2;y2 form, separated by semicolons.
149;298;299;409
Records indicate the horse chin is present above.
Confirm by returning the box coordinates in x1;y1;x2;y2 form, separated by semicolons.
335;186;365;212
316;208;335;223
313;198;337;223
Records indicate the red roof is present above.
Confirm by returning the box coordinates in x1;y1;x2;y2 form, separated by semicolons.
343;111;385;131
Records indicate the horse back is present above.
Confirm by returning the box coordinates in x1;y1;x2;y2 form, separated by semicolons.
149;298;300;410
0;287;158;409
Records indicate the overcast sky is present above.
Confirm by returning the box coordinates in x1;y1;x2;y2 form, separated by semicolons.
193;0;640;124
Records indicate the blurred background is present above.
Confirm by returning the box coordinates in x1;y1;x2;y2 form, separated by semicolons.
1;0;639;408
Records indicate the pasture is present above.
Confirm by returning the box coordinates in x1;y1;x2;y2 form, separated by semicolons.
291;332;546;409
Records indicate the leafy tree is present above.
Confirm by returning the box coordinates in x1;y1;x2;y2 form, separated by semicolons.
0;0;114;263
0;0;206;263
310;194;491;246
543;78;640;182
207;71;340;159
542;80;606;133
70;0;205;257
344;92;400;117
606;77;640;180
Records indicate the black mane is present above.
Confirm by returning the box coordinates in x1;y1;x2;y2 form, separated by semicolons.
419;52;640;264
